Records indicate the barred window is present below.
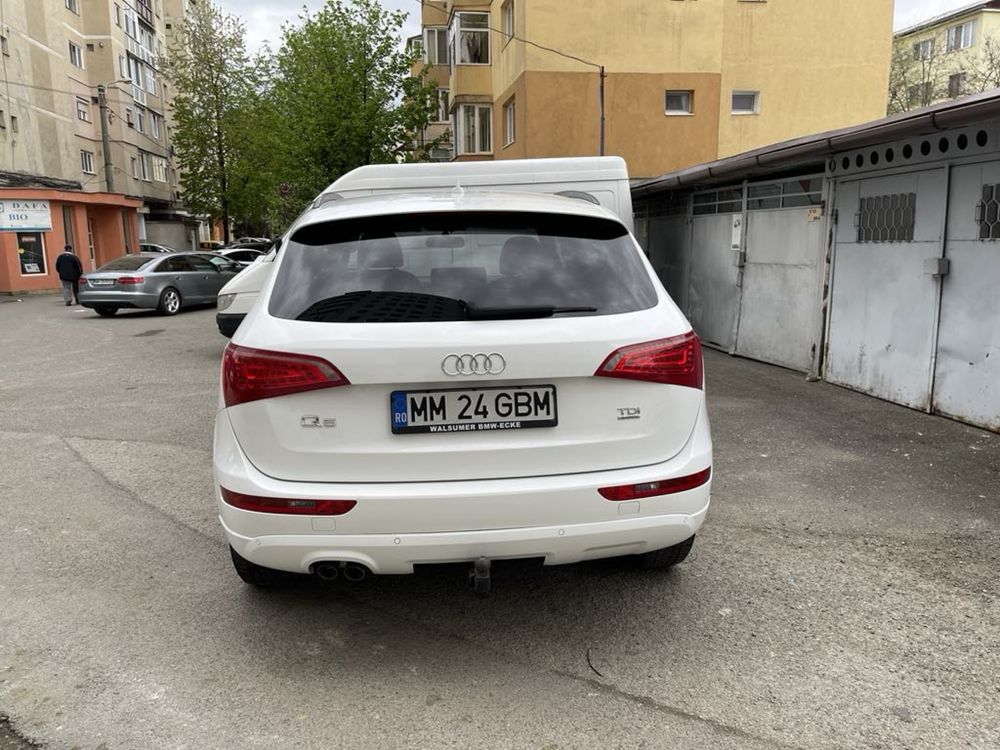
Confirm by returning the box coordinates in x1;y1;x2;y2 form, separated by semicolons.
976;184;1000;240
856;193;916;243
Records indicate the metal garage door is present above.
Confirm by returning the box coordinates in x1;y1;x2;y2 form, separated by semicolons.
688;212;740;350
932;162;1000;430
735;183;825;371
826;169;947;410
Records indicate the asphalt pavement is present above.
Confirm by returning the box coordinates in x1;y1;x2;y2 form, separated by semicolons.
0;295;998;750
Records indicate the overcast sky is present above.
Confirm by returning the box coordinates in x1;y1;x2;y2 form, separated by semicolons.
216;0;978;53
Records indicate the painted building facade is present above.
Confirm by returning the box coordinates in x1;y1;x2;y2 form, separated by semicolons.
412;0;894;178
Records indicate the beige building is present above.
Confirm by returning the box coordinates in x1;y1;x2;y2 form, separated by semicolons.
0;0;195;266
891;1;1000;113
411;0;893;178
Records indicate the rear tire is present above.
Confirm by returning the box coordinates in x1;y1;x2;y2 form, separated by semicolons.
157;287;182;315
230;546;291;586
636;534;695;570
94;305;118;318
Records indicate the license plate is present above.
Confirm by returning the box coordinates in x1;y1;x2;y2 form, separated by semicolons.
390;385;557;434
91;279;114;286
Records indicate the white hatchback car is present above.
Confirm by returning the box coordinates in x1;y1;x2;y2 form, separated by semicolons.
214;191;712;587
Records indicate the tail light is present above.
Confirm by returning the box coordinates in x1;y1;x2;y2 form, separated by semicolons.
222;343;349;406
79;277;87;285
599;467;711;501
595;331;703;389
117;275;144;285
221;487;356;515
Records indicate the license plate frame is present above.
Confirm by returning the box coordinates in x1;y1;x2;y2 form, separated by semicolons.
390;385;558;435
90;279;114;286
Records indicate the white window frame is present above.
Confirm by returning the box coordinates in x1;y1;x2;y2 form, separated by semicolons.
501;1;514;45
503;97;515;146
139;151;152;181
80;150;95;174
152;156;167;183
114;3;121;26
131;156;139;179
135;106;145;133
456;104;492;155
65;0;79;14
76;96;91;122
423;27;449;65
451;12;490;66
151;112;161;139
946;20;976;52
913;38;934;60
433;88;449;123
731;90;759;115
68;41;84;69
665;90;693;115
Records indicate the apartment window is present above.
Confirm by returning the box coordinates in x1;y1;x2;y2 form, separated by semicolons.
131;157;139;178
913;39;934;60
732;90;759;114
80;150;95;174
433;88;449;123
1;35;8;56
0;110;5;129
152;156;167;183
114;3;122;26
665;90;693;115
151;112;161;139
145;67;157;96
125;107;135;127
76;97;90;122
139;151;152;181
135;106;145;133
946;20;976;52
948;72;966;98
423;27;448;65
503;97;515;146
65;0;79;13
119;54;128;79
452;12;490;65
10;115;17;133
69;41;84;68
457;104;492;154
502;1;514;44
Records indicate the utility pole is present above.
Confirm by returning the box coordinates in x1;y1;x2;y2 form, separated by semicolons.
599;66;606;156
97;85;115;193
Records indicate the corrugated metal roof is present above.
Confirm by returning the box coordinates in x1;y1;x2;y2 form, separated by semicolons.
632;88;1000;197
894;0;1000;37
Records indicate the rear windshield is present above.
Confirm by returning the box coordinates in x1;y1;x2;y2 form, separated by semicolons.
98;256;157;272
269;212;657;323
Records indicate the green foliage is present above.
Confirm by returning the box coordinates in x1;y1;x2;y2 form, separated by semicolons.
163;0;445;236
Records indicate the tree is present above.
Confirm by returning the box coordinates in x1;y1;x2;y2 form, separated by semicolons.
963;35;1000;92
266;0;445;212
887;34;951;114
163;1;260;242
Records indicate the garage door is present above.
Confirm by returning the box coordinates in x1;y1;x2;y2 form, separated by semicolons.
932;162;1000;430
826;170;947;410
688;211;740;350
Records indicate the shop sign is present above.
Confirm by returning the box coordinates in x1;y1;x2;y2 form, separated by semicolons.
0;200;52;231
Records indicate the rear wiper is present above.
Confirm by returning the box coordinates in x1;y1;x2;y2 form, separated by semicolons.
466;305;598;320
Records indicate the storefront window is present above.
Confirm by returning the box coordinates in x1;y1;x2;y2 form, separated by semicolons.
17;232;46;275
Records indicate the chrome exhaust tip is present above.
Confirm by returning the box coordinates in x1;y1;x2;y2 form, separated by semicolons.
342;563;368;582
314;563;339;581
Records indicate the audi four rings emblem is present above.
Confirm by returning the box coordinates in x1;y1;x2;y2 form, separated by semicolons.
442;353;506;376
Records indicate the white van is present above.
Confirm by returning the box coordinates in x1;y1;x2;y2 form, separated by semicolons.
216;157;633;337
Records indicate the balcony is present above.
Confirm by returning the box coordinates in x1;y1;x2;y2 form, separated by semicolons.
136;0;154;28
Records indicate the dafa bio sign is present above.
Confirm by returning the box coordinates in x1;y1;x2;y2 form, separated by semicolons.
0;199;52;231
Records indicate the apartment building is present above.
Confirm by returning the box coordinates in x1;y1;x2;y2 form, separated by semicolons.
0;0;193;294
411;0;893;178
891;1;1000;113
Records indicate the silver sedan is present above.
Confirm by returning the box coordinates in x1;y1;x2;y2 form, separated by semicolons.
79;253;242;317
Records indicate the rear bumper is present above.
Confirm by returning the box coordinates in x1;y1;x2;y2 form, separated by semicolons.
216;312;245;337
79;290;159;309
215;402;712;575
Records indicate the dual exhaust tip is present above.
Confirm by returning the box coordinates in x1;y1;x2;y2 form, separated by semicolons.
313;561;368;582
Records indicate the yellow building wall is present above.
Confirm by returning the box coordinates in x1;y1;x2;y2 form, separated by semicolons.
717;0;893;158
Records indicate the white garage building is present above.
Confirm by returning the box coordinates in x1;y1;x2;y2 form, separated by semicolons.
632;90;1000;432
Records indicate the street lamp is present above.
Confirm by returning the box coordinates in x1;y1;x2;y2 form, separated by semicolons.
96;78;133;193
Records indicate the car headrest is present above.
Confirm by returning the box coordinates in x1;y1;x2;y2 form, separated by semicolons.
359;236;404;269
499;236;551;277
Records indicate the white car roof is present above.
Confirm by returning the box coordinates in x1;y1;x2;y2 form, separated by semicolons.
290;190;627;235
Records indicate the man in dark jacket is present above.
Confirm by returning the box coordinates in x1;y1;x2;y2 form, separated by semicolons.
55;245;84;306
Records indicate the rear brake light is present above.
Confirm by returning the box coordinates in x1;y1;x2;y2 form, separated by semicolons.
599;467;711;501
222;343;349;406
221;487;356;515
79;277;87;285
595;331;703;389
117;275;144;285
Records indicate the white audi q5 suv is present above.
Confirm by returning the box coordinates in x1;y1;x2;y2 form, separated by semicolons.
214;190;712;587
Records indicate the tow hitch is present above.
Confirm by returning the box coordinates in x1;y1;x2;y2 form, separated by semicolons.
469;556;491;596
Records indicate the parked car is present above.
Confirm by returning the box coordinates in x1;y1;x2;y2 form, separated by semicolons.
79;252;242;317
215;189;712;589
216;247;265;267
235;236;270;244
139;242;178;254
199;240;225;251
